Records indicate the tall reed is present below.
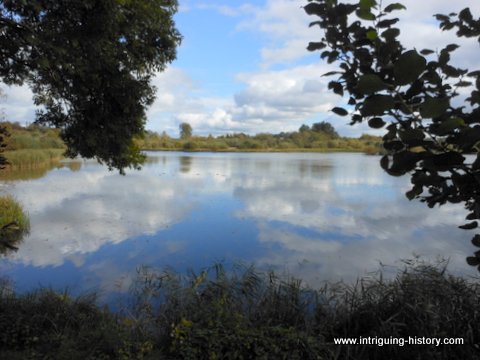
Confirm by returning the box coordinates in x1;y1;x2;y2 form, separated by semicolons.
3;149;64;168
0;260;478;359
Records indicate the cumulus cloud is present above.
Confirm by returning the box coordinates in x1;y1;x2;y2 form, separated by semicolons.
8;159;197;267
148;62;350;136
148;0;480;137
223;152;476;284
2;0;480;138
238;0;318;67
3;152;477;294
0;84;36;125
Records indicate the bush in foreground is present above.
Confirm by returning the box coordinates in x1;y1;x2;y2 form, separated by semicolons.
0;260;479;359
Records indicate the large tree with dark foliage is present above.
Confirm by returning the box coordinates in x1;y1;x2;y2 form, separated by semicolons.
0;0;181;172
305;0;480;268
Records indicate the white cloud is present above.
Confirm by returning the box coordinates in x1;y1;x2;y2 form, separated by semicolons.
8;161;197;267
195;3;256;17
238;0;317;67
155;0;480;137
0;84;36;125
2;0;480;138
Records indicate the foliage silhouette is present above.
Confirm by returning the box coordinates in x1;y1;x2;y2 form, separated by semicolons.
0;0;181;173
305;0;480;268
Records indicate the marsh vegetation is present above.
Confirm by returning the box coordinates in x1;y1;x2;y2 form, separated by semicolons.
0;195;29;254
0;260;478;359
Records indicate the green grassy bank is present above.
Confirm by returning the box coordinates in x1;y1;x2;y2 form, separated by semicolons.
0;195;30;254
136;131;383;155
0;260;478;359
0;121;383;170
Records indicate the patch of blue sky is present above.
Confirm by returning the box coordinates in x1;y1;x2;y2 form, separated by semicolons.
3;261;82;296
173;3;262;96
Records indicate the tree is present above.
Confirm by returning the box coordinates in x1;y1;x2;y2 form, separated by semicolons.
0;88;8;168
312;121;339;137
299;124;310;132
179;122;192;139
305;1;480;268
0;0;181;173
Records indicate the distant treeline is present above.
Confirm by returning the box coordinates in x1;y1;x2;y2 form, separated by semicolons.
0;121;384;168
136;121;384;154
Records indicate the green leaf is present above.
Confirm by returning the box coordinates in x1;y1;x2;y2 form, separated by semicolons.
360;0;377;10
472;235;480;247
460;222;478;230
381;28;400;40
423;152;465;171
466;256;480;266
455;80;472;87
436;117;465;135
307;42;326;51
304;3;323;15
377;19;399;28
328;81;344;96
356;9;376;21
445;44;460;52
380;155;389;170
394;50;427;86
420;49;435;55
331;107;349;116
467;70;480;77
361;95;395;116
366;30;377;40
389;151;421;176
383;140;404;151
399;128;425;142
406;185;422;200
357;74;388;94
420;97;450;118
439;51;450;66
368;117;386;128
322;71;341;77
384;3;406;13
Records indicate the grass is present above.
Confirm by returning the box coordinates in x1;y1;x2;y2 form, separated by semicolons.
0;259;479;359
0;195;30;253
2;148;65;168
0;195;30;233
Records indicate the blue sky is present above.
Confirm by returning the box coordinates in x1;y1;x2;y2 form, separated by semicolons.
1;0;479;137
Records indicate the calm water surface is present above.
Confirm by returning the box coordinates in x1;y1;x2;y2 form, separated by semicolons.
0;152;477;303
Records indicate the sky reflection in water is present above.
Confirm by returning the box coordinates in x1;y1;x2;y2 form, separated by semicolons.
1;152;478;301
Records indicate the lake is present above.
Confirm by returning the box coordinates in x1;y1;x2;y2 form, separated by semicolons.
0;151;477;304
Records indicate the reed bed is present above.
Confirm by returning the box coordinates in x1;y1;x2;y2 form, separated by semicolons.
2;148;64;168
0;195;29;233
0;260;479;359
0;195;30;253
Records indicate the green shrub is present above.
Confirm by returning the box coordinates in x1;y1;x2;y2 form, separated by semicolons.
1;260;478;359
127;260;480;359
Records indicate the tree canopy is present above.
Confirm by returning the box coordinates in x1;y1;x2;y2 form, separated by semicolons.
0;0;181;172
179;122;193;139
311;121;339;137
305;0;480;268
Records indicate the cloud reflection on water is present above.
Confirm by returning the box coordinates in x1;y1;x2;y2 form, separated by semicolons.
1;152;477;294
